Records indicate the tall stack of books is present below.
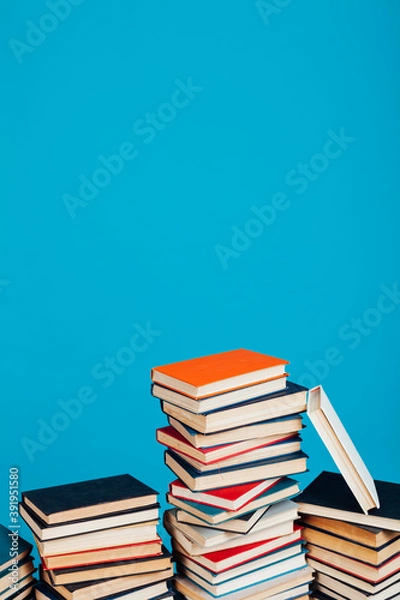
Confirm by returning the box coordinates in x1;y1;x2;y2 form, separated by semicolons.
19;474;175;600
0;525;35;600
298;471;400;600
151;349;313;599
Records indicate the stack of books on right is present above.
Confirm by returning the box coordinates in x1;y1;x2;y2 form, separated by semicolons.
298;471;400;600
152;349;313;599
298;386;400;600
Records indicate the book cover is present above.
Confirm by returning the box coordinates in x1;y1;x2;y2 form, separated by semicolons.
151;349;289;398
23;474;158;524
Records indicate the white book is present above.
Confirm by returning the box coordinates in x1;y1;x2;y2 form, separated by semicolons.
307;385;379;513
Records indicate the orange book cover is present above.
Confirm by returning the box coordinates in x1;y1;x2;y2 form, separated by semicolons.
151;349;288;391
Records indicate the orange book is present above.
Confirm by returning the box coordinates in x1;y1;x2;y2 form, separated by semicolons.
151;349;289;399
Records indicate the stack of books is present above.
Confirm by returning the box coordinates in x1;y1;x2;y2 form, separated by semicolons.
0;525;35;600
19;474;175;600
151;349;313;599
298;471;400;599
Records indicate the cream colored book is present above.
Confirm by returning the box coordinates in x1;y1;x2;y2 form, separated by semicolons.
307;385;379;513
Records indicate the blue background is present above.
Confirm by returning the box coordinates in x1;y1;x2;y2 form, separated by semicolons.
1;0;399;549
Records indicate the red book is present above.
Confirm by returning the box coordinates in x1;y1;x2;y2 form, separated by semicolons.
157;426;296;465
169;478;281;511
176;526;303;573
152;349;289;399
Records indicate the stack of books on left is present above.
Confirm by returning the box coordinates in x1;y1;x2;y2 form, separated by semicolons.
0;525;35;600
19;474;174;600
152;349;313;599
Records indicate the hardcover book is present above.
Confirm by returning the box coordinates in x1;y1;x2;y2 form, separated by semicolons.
297;471;400;532
168;478;300;526
151;349;289;399
22;474;158;525
168;477;282;511
152;375;287;413
168;415;303;448
307;385;379;513
0;525;32;571
165;449;308;491
162;382;307;434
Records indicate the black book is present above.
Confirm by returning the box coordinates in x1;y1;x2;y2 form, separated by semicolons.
22;474;158;525
297;471;400;531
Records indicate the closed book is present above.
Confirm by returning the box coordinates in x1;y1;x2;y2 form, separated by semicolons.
302;525;400;566
0;556;35;594
175;570;312;600
165;449;308;491
41;538;163;570
156;426;297;465
152;375;287;413
41;564;173;600
169;436;302;473
22;474;158;525
169;415;303;448
162;382;307;434
307;543;400;583
151;349;289;399
307;386;379;513
19;501;159;541
301;514;400;549
168;478;300;525
168;477;282;511
0;525;32;571
179;553;307;596
35;580;172;600
176;506;269;534
45;547;172;585
307;557;400;594
0;576;35;600
315;571;400;600
165;501;298;549
34;523;161;556
176;525;303;573
177;546;305;586
297;471;400;532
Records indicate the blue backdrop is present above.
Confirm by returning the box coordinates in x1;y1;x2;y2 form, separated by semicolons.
1;0;399;546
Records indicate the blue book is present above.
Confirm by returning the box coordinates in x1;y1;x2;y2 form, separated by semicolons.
165;449;308;492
